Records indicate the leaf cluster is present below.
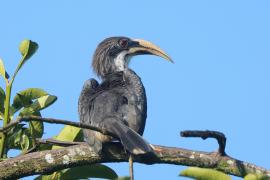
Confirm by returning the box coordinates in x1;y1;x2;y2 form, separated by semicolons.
0;40;120;179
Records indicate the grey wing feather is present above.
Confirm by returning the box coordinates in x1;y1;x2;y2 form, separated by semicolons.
79;77;152;155
78;78;103;153
78;78;99;124
89;87;152;154
102;117;152;154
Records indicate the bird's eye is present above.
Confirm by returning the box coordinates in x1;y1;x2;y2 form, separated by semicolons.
119;39;129;48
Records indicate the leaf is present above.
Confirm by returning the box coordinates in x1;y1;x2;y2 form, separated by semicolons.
19;39;38;61
35;173;64;180
6;124;32;152
35;164;118;180
114;177;130;180
0;58;9;81
37;143;53;151
244;174;270;180
0;87;5;114
13;92;56;140
52;125;82;149
10;40;38;85
20;133;30;152
0;112;3;120
35;95;57;111
12;88;49;112
0;58;5;79
74;128;84;142
6;124;25;149
19;95;57;116
28;111;43;139
35;171;63;180
60;164;118;179
18;95;56;139
180;167;231;180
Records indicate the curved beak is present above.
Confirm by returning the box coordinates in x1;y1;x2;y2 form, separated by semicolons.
128;39;173;63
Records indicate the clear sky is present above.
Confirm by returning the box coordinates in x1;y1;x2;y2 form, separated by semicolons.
0;1;270;179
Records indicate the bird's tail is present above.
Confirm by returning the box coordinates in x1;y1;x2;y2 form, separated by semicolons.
103;118;153;155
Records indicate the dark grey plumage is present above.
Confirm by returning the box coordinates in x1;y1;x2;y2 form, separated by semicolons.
79;37;171;155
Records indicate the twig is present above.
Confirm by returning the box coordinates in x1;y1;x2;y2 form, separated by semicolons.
36;138;86;147
21;138;85;155
0;116;117;138
181;130;226;155
129;155;134;180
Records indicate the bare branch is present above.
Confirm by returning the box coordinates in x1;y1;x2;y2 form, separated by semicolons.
181;130;226;155
0;116;117;138
21;139;86;155
0;143;269;179
36;138;86;147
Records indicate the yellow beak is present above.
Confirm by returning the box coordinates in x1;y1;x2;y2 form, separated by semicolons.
129;39;173;63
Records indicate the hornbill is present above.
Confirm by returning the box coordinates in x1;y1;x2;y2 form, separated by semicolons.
78;37;172;178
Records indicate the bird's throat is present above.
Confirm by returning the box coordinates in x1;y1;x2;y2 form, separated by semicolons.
114;51;129;72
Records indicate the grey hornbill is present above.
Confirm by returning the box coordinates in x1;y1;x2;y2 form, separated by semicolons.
78;37;172;178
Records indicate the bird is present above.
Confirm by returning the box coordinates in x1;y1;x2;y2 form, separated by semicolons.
78;36;172;160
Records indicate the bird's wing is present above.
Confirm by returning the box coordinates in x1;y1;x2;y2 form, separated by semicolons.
78;78;99;124
89;85;152;155
78;78;103;153
79;76;152;154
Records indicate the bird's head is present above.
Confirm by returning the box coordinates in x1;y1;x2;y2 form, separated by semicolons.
92;37;172;78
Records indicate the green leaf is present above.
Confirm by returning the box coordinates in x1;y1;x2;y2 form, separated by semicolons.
6;124;32;152
0;58;5;79
74;128;84;142
37;143;53;151
60;164;118;179
20;133;30;152
0;87;5;114
52;125;82;149
35;164;118;180
15;93;56;140
0;112;3;120
12;88;49;112
6;124;25;149
114;177;130;180
27;111;43;139
9;89;56;150
19;95;56;139
19;39;38;61
180;167;231;180
0;58;9;81
35;171;63;180
35;95;57;111
244;174;270;180
19;95;57;116
10;40;38;85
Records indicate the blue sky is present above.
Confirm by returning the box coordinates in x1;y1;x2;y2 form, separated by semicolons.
1;1;270;179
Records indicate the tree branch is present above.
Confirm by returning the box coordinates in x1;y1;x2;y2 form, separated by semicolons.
0;116;117;138
181;130;226;155
36;138;85;147
0;116;269;179
0;143;269;179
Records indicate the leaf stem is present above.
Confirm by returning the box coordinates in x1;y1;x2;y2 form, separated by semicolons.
0;84;12;158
